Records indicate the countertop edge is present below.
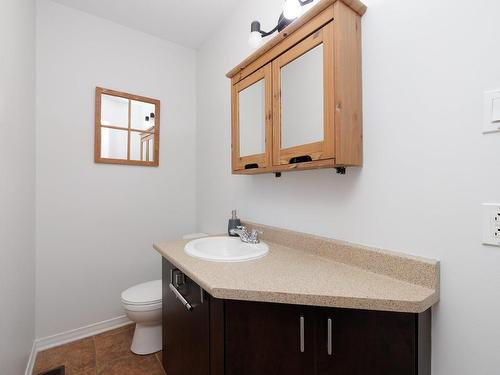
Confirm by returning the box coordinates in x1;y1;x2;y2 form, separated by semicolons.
207;288;438;314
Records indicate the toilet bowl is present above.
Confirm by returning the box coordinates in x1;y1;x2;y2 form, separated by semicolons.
121;280;162;355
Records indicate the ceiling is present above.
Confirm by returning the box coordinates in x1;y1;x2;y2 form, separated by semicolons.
50;0;243;48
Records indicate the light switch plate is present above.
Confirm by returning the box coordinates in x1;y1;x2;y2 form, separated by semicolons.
492;97;500;123
483;90;500;133
482;203;500;246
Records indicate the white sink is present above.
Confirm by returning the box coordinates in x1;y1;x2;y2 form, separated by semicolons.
184;236;269;262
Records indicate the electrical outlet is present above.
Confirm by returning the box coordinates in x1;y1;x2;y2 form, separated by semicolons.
482;203;500;246
495;211;500;225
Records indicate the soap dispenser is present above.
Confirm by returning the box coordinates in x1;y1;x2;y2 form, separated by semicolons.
228;210;241;237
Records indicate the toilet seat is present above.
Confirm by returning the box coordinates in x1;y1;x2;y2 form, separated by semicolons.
121;280;162;306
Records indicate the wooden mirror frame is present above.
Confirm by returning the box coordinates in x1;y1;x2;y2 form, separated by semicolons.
94;87;161;167
231;64;272;171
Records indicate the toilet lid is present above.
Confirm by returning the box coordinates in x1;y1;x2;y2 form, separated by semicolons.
121;280;162;305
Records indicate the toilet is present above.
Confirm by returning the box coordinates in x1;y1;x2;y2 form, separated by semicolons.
121;280;162;355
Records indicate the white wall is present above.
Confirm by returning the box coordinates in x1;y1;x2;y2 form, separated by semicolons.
196;0;500;374
36;0;197;339
0;0;36;373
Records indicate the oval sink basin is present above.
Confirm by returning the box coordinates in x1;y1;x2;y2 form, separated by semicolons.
185;236;269;262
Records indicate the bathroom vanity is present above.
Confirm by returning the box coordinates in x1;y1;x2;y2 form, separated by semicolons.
154;223;440;375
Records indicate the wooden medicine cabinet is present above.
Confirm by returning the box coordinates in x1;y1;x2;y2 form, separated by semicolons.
227;0;366;175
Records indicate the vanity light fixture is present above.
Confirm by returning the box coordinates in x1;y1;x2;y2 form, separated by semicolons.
248;0;315;48
283;0;304;19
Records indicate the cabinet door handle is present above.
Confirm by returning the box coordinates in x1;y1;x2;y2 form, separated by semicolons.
327;318;333;356
300;315;305;353
169;283;193;311
169;269;194;311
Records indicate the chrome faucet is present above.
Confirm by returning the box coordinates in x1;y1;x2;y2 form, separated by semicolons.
229;226;262;244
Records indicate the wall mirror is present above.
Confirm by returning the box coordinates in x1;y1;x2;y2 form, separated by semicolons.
95;87;160;166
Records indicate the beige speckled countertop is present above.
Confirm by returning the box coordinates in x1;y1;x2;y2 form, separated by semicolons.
153;223;440;313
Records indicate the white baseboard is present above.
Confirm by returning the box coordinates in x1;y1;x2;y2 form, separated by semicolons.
25;340;37;375
26;315;131;374
36;315;131;351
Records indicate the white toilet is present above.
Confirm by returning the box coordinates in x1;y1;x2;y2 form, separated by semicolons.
121;280;162;355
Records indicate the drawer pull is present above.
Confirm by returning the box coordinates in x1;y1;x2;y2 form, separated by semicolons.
244;163;259;169
300;315;305;353
327;318;333;356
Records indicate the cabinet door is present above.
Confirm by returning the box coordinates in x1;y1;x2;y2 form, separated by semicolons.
162;259;210;375
315;308;416;375
272;22;334;166
231;63;273;172
225;300;314;375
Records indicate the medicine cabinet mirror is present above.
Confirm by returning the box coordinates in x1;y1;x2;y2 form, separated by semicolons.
94;87;160;166
273;24;334;166
280;44;324;149
231;65;272;171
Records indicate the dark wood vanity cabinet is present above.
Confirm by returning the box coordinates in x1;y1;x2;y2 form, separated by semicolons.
162;259;210;375
225;300;314;375
314;307;429;375
162;259;431;375
225;302;430;375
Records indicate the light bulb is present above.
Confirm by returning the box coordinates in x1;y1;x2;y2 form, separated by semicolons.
248;31;263;48
283;0;302;20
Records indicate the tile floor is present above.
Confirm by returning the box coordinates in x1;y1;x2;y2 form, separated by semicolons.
33;324;165;375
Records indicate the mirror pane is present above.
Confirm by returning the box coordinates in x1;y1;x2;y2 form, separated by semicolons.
130;130;155;162
239;79;265;157
281;44;324;149
131;100;156;131
101;94;128;128
101;128;128;159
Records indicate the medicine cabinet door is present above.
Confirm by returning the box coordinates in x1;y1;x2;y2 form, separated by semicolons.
272;22;334;166
231;64;272;172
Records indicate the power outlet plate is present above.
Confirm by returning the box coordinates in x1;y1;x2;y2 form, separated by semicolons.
482;203;500;246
